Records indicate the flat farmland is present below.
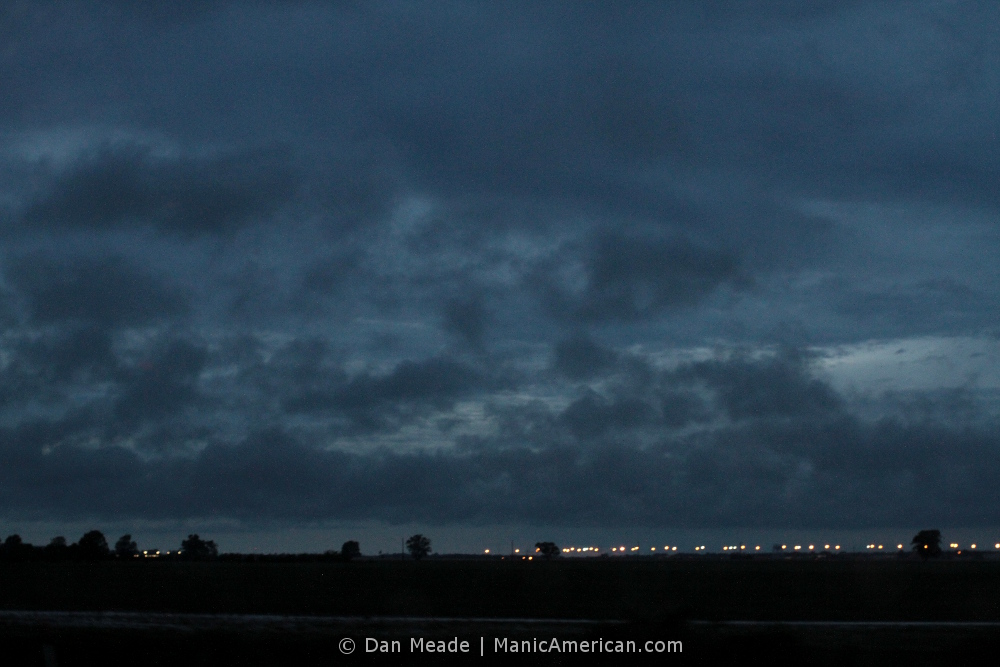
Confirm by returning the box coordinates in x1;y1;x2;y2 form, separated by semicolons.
1;558;1000;621
2;559;1000;665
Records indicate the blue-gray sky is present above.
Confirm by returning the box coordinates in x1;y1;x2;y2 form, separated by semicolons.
2;1;999;553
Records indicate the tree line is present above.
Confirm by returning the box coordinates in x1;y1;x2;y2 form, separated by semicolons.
0;531;218;562
0;533;369;563
0;532;565;562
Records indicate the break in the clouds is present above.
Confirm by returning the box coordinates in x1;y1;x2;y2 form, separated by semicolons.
1;1;999;547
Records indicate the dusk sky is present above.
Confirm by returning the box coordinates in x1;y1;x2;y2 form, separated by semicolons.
2;1;999;554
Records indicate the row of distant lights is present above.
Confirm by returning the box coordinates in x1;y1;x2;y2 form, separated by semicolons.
945;542;1000;550
484;546;680;554
484;549;535;560
767;545;840;551
137;550;180;558
485;545;840;553
484;542;1000;555
883;543;1000;550
484;548;543;560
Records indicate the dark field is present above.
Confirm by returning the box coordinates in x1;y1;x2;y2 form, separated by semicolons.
2;558;1000;664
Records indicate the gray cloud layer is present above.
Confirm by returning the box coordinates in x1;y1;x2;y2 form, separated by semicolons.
1;1;998;533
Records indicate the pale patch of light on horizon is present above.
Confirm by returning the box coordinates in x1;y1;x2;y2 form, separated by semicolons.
817;336;1000;393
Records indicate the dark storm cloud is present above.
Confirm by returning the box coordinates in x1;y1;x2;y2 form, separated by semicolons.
558;391;659;440
382;52;685;200
97;0;221;24
550;335;618;381
2;0;999;538
551;348;843;439
0;285;16;327
679;350;845;421
728;19;999;211
363;1;996;222
21;325;116;384
21;144;298;236
0;330;996;528
544;347;853;451
6;255;189;327
113;339;208;427
283;356;493;434
300;251;364;297
533;232;746;323
4;406;1000;528
441;294;490;347
835;279;989;337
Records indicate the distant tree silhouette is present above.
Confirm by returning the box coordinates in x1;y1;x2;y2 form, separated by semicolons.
181;534;218;560
535;542;560;559
115;534;139;558
406;534;431;560
911;529;942;559
0;534;31;561
341;540;361;561
78;530;110;560
44;536;69;561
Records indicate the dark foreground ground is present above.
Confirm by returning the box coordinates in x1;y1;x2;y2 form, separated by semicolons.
2;558;999;665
